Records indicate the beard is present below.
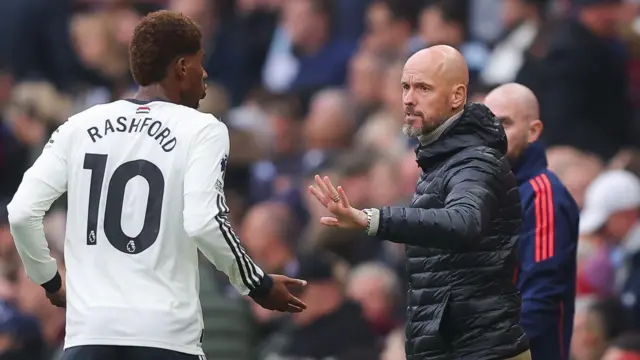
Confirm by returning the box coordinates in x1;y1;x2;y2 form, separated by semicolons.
402;116;444;138
506;135;530;165
402;123;422;138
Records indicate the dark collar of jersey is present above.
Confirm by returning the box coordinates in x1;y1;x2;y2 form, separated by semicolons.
124;97;171;105
512;141;548;185
415;102;508;170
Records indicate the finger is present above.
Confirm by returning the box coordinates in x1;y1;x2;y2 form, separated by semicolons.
309;185;329;206
337;186;351;208
323;176;340;199
314;175;331;197
287;294;307;310
320;217;340;226
282;277;307;287
285;303;304;313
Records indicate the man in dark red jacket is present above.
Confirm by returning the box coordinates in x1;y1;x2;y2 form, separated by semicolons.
485;83;580;360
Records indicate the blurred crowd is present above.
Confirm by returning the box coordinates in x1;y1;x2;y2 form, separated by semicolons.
1;0;640;359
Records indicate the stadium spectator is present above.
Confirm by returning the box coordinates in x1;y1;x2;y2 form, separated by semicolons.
346;262;401;336
610;148;640;179
368;154;405;208
546;147;603;210
0;298;45;360
482;0;553;87
240;202;300;341
354;112;406;155
523;0;633;160
417;0;490;87
302;88;357;171
346;51;387;122
246;96;303;206
362;0;418;59
579;170;640;315
257;251;380;359
379;59;405;121
571;297;632;360
282;0;356;98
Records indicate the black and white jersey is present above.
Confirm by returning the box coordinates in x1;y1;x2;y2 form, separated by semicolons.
7;100;266;355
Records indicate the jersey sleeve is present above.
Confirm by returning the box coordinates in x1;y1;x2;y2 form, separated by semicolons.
183;121;271;297
6;121;72;292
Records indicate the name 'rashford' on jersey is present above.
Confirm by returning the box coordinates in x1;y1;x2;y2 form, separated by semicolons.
6;100;266;355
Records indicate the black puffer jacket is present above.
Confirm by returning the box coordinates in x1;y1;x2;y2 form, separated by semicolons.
377;103;529;360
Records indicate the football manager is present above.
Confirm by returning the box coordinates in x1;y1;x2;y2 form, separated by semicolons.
309;45;531;360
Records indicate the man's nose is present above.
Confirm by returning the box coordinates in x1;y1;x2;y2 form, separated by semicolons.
403;89;416;106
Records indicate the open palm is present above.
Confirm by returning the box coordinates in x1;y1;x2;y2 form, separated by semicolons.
308;175;367;230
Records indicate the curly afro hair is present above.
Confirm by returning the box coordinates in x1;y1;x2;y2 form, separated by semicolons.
129;10;202;86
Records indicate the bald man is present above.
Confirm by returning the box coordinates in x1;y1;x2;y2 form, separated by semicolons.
309;46;531;360
485;83;579;360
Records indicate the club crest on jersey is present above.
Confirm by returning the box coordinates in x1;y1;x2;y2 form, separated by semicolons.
126;240;136;253
136;106;150;114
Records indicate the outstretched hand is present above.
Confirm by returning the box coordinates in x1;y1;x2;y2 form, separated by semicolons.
308;175;368;230
253;275;307;313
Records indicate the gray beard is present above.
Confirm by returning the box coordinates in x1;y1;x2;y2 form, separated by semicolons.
402;123;423;138
402;122;440;139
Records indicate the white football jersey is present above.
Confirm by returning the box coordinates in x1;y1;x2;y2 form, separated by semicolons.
7;99;267;355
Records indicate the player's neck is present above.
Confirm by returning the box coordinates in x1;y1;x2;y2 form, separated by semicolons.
134;85;176;104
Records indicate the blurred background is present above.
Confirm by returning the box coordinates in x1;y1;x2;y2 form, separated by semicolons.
0;0;640;359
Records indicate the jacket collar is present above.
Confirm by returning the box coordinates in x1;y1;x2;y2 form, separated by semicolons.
415;103;508;170
512;141;548;185
418;110;464;146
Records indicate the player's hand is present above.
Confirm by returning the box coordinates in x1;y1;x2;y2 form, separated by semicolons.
45;281;66;308
253;275;307;313
308;175;368;230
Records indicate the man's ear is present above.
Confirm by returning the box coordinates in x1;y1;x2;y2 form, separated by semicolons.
451;84;466;109
174;57;187;79
528;119;543;143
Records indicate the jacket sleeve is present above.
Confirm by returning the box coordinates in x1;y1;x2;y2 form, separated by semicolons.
517;179;578;360
6;122;71;293
183;121;272;298
376;152;505;249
